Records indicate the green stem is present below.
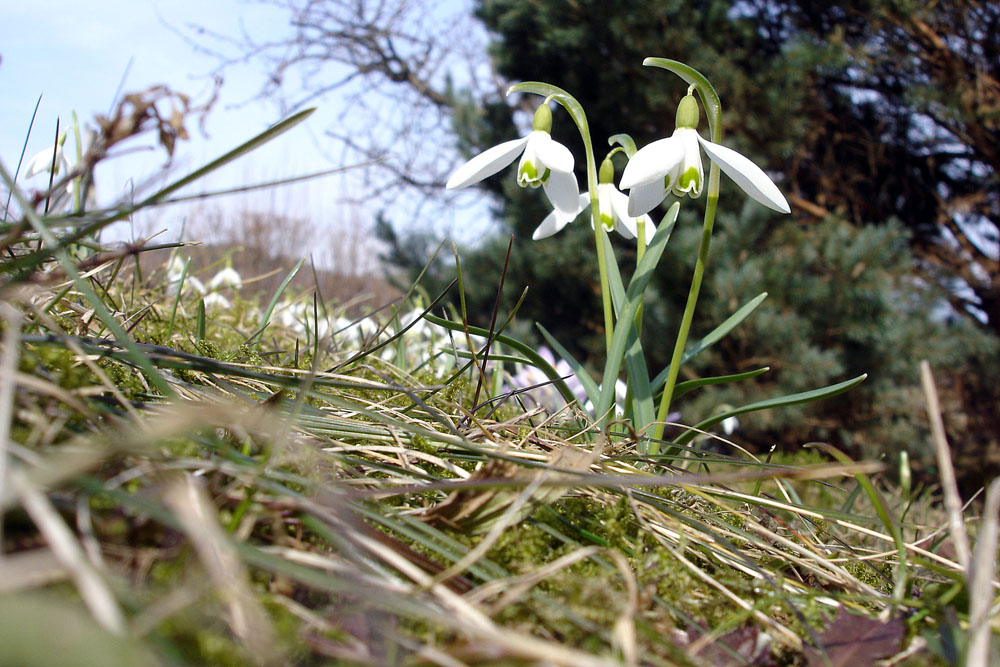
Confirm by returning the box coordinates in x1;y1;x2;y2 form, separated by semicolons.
650;163;720;452
592;209;614;353
623;220;646;420
507;84;612;355
634;219;646;336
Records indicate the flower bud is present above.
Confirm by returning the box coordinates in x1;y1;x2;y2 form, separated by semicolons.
674;94;700;130
532;104;553;133
599;157;615;185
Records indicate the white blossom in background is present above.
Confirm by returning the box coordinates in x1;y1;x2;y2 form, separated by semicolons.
202;292;231;310
505;346;628;416
165;256;206;297
721;415;739;436
209;266;242;290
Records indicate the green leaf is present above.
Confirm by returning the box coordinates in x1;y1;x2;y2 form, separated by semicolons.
141;108;316;207
595;203;679;423
651;293;768;391
35;109;317;261
536;322;599;409
671;367;770;400
254;258;305;351
643;58;722;142
673;374;868;446
601;233;654;435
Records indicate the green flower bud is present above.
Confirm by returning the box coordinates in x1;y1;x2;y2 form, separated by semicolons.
674;94;700;130
599;157;615;185
532;104;553;132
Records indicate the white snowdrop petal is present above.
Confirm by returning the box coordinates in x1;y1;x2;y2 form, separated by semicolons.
446;137;529;189
532;209;566;240
696;135;790;214
608;188;638;239
24;145;64;178
619;136;683;190
532;194;589;240
627;178;668;217
543;169;581;217
532;132;574;173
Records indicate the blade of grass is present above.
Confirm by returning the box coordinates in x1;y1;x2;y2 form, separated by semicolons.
1;164;173;396
470;235;514;415
808;442;909;604
252;257;304;351
165;257;192;341
967;477;1000;667
4;93;43;222
536;323;599;407
920;360;971;571
672;367;770;400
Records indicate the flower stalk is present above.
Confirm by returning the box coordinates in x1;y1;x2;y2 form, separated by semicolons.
650;162;720;451
508;83;615;354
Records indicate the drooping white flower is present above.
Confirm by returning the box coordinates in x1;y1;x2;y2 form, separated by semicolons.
208;266;242;290
721;415;739;436
533;158;657;244
446;104;580;218
620;93;790;217
203;292;231;310
24;133;70;180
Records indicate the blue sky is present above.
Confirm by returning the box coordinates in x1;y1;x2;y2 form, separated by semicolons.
1;0;489;248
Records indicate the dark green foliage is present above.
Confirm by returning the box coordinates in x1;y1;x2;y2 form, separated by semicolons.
668;207;997;465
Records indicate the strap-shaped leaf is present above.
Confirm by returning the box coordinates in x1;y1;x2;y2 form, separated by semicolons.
651;293;768;391
671;366;770;401
673;374;867;446
594;203;679;423
601;233;657;433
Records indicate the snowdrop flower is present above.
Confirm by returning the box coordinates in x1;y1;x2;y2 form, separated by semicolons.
24;133;70;180
278;301;308;333
165;255;188;283
620;92;790;217
721;415;739;436
185;276;206;296
202;292;231;310
533;157;657;244
446;104;580;217
208;266;242;290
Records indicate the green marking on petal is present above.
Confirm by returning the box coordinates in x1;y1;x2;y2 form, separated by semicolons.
518;161;538;186
678;166;701;192
601;212;615;231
